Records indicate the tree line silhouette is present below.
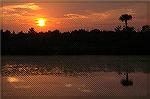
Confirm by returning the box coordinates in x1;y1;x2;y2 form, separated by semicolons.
1;14;150;55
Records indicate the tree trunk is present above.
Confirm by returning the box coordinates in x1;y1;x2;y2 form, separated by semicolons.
125;20;128;29
126;73;129;82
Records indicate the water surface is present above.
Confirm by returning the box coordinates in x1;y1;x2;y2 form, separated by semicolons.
1;55;150;98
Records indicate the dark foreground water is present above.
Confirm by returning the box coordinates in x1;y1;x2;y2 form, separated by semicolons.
1;55;150;98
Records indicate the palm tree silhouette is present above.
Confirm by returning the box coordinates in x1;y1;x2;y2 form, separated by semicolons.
119;14;132;29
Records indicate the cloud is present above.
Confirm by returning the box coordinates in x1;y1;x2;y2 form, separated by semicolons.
88;8;136;22
64;13;88;19
2;0;148;3
107;8;136;16
89;13;110;20
15;3;41;10
2;3;41;16
91;8;135;17
63;8;136;21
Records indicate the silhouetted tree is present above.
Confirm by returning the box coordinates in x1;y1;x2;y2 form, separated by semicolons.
119;14;132;29
122;26;135;32
90;29;101;33
0;29;3;33
141;25;150;32
18;31;24;34
1;24;150;55
28;28;37;34
12;31;16;34
114;26;122;32
5;30;11;35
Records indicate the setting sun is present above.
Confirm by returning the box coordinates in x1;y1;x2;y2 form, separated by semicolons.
36;18;46;27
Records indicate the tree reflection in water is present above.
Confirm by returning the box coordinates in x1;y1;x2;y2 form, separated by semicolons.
121;72;133;87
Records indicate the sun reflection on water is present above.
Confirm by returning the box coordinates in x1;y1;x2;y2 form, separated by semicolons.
7;77;19;83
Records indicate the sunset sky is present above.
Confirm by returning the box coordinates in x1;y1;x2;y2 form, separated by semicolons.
1;0;149;32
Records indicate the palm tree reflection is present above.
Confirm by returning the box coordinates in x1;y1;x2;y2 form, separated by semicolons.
121;72;133;86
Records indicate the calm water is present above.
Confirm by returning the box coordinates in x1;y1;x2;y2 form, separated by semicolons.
1;55;150;98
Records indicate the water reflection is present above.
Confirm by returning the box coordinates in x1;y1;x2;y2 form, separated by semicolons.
7;77;19;83
1;56;150;96
65;84;72;88
1;62;149;77
78;84;93;93
2;64;68;76
120;72;133;86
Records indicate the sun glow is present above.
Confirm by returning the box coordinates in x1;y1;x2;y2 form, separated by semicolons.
36;18;46;27
7;77;19;83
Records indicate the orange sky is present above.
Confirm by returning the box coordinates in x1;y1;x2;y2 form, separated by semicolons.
1;1;149;32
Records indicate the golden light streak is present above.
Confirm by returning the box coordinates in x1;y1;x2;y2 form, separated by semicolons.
7;77;19;83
